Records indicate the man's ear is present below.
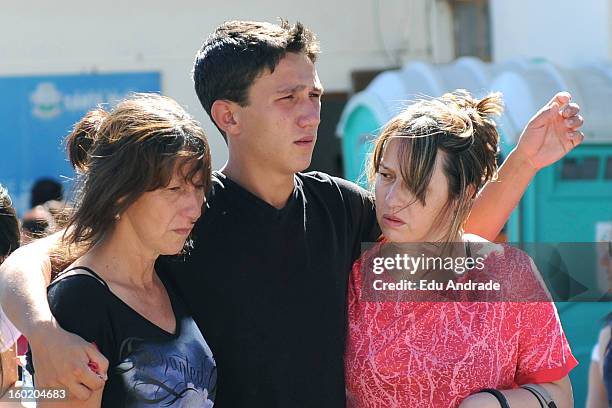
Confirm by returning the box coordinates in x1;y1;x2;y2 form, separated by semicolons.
211;100;240;137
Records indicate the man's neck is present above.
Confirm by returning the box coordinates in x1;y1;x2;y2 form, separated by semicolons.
221;158;296;209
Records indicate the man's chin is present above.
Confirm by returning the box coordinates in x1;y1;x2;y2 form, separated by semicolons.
291;157;313;174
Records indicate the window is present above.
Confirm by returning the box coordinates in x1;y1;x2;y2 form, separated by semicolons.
560;157;600;180
450;0;492;61
605;157;612;180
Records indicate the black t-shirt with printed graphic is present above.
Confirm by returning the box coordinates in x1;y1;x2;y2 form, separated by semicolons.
39;268;217;408
158;171;380;408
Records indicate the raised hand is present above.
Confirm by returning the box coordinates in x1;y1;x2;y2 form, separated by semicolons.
513;91;584;170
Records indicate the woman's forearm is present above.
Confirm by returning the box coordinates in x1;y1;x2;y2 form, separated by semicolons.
465;148;537;241
460;377;573;408
504;378;572;408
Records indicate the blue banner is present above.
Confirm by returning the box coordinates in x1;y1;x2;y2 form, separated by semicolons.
0;72;160;215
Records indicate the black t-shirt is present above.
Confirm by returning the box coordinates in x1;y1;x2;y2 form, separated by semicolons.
159;171;380;407
38;267;217;408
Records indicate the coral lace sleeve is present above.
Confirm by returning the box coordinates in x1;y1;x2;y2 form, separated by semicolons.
515;300;579;384
506;251;579;384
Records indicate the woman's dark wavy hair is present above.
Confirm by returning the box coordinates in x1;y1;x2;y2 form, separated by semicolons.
56;93;212;267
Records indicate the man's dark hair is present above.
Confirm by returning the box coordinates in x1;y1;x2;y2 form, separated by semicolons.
30;178;63;208
192;20;320;139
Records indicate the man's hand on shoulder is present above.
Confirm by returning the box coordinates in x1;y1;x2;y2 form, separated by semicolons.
30;321;108;401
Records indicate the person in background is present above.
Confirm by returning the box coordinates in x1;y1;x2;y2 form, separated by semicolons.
603;312;612;408
586;313;612;408
30;178;63;209
19;178;65;244
0;185;21;400
587;243;612;407
20;206;55;245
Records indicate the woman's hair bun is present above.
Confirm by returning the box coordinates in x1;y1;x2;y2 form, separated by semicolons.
65;108;108;173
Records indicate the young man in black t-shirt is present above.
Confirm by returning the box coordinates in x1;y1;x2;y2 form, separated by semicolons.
0;20;584;408
159;171;378;407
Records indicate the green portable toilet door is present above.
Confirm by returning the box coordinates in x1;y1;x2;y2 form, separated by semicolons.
529;144;612;406
341;105;381;187
534;145;612;242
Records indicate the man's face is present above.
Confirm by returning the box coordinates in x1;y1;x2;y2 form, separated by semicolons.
233;52;323;175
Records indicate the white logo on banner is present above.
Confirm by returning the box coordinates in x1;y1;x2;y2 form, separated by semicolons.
30;82;63;119
30;81;132;120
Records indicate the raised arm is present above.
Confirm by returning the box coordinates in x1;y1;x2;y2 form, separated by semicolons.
0;232;107;400
465;92;584;240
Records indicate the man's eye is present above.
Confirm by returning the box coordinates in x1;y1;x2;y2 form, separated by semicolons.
280;95;294;100
168;186;181;192
379;172;392;179
309;93;321;98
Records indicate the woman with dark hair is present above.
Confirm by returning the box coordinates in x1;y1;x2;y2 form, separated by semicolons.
32;94;216;408
587;312;612;408
0;184;21;400
344;91;577;407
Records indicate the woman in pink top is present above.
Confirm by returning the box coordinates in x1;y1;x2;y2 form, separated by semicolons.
345;91;578;408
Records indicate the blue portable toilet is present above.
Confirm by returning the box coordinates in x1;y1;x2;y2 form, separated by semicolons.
336;70;409;186
492;60;612;241
339;57;611;404
337;57;511;186
491;60;612;405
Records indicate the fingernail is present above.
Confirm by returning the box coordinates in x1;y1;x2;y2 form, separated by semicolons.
565;119;573;127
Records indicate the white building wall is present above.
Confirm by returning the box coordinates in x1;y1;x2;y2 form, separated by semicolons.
490;0;611;65
5;1;611;167
1;0;438;168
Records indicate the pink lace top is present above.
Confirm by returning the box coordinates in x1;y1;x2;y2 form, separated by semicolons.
345;242;578;408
